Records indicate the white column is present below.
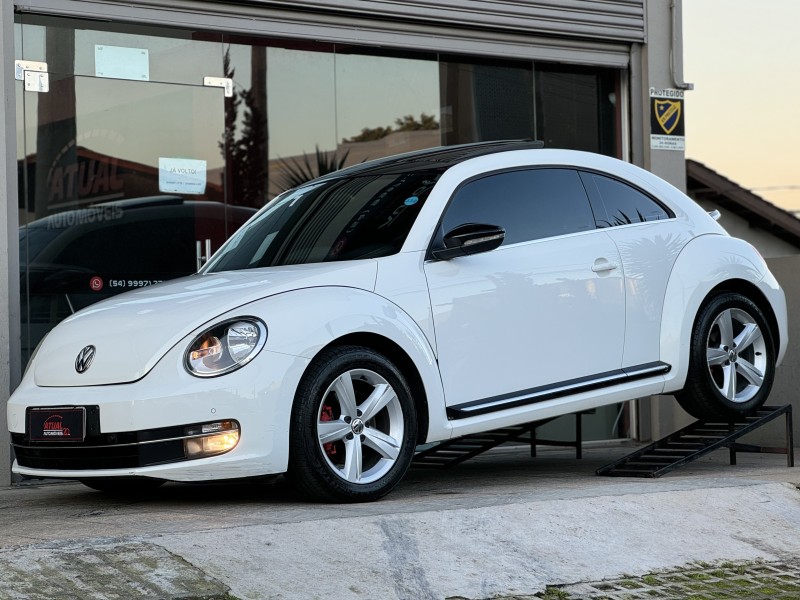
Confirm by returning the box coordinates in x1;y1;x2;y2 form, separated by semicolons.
641;0;693;439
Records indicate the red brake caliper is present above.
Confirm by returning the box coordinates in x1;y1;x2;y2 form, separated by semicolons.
320;403;337;458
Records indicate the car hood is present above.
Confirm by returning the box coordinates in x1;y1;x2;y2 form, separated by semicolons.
33;261;378;387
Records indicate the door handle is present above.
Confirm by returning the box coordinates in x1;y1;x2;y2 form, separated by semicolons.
591;259;619;273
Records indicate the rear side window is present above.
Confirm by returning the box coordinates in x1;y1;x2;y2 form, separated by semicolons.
441;168;596;245
583;172;672;227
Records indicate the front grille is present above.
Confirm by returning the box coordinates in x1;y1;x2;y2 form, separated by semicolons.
12;420;192;470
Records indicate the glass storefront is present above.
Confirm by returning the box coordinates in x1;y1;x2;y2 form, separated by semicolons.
15;14;627;438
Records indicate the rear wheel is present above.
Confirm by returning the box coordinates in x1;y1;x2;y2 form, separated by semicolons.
288;345;417;503
677;293;775;420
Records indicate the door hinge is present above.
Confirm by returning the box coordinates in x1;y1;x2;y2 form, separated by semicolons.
203;76;233;98
15;60;49;93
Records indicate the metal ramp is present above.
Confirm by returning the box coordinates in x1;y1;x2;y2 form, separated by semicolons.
413;411;591;468
413;424;534;468
596;405;794;478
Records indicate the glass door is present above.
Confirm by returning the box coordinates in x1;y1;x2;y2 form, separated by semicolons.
18;18;232;364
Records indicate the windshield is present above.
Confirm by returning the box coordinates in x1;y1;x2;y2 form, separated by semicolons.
204;171;441;272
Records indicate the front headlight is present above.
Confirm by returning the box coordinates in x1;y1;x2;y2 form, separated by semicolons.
185;317;267;377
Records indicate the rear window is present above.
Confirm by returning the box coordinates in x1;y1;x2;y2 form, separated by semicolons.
584;173;672;226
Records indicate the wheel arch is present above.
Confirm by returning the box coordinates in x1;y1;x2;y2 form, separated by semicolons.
660;234;774;392
316;332;431;444
251;286;450;444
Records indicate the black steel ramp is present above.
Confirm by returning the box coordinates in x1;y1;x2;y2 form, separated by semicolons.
597;405;794;478
413;411;593;468
413;424;534;468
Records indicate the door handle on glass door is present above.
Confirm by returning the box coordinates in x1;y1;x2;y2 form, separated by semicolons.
591;259;619;273
196;239;212;271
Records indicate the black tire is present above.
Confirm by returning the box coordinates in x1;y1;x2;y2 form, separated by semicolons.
287;345;417;503
79;477;166;494
676;293;775;420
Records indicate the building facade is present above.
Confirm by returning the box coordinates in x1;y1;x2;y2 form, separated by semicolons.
0;0;693;485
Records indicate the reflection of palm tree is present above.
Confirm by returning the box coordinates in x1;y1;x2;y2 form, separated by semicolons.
599;208;646;228
615;232;686;321
220;47;268;209
35;28;77;218
276;146;350;191
617;233;684;280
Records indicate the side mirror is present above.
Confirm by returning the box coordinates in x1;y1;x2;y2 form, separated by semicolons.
431;223;505;260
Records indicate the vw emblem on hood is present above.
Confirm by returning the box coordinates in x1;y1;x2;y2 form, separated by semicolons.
75;345;96;374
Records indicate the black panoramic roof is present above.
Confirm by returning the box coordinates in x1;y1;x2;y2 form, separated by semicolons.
316;139;544;181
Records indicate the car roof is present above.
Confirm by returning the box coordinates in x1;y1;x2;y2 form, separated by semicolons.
315;140;545;181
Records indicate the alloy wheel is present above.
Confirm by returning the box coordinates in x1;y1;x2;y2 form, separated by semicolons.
705;308;768;404
316;368;405;484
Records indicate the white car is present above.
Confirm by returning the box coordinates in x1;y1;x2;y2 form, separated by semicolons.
8;141;787;502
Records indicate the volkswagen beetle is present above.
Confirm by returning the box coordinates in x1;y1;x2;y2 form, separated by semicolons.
7;141;788;502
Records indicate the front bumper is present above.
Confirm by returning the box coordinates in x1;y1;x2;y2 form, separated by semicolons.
8;348;309;482
12;416;240;471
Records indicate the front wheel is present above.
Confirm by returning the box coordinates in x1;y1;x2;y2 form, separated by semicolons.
677;293;775;420
288;345;417;503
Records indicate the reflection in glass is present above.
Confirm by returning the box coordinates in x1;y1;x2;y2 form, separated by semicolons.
440;57;534;145
334;50;440;168
18;19;228;364
20;14;223;86
535;64;621;157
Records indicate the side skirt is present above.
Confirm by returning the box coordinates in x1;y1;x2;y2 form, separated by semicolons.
446;362;671;419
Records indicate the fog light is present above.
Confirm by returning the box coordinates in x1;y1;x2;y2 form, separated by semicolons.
184;420;240;459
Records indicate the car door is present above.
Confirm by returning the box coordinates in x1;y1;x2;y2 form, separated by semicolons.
578;171;692;368
424;167;626;411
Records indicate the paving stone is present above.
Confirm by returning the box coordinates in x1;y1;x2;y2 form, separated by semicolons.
550;560;800;600
0;541;230;600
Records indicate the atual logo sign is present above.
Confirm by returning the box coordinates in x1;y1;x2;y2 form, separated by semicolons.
42;414;71;437
75;345;96;374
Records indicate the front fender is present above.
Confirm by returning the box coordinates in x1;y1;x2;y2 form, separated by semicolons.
227;286;450;442
660;234;772;391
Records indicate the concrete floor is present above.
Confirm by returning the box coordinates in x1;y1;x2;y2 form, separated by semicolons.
1;444;799;599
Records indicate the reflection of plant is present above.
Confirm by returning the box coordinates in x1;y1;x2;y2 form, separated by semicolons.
395;113;439;131
607;209;646;227
344;112;439;143
220;47;268;208
345;125;394;143
277;146;350;190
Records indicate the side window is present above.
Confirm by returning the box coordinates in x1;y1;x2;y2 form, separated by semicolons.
584;173;671;227
441;168;596;245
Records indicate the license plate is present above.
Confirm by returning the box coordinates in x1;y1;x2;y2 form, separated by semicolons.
28;407;86;442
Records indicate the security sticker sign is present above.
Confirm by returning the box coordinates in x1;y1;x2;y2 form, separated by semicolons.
650;88;685;151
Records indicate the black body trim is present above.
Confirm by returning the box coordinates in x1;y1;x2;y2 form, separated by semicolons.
446;361;671;419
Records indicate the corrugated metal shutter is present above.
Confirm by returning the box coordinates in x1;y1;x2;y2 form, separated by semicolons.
242;0;646;43
16;0;639;66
